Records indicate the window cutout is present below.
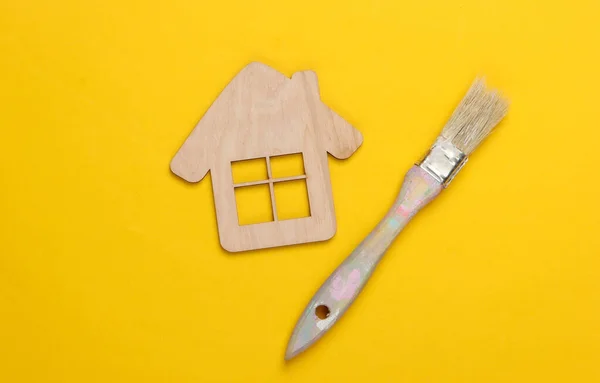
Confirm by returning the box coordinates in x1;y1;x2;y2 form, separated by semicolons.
270;153;305;179
235;184;273;225
273;179;311;221
231;158;268;184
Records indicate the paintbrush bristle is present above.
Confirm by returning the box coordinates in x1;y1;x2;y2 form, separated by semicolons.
440;78;509;155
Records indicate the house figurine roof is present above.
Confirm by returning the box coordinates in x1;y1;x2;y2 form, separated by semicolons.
171;62;363;183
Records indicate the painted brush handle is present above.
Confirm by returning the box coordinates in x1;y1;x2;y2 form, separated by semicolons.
285;165;443;359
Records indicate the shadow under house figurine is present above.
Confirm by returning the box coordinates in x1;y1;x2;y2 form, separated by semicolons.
170;62;363;252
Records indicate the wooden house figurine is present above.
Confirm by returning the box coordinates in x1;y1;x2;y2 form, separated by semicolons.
170;62;363;252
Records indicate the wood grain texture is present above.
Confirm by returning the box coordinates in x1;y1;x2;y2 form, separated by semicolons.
170;62;363;252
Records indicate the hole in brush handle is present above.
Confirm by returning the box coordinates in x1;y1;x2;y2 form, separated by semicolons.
315;305;330;319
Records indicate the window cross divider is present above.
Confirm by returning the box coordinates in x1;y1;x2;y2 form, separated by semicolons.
232;155;308;223
266;156;278;222
232;174;307;188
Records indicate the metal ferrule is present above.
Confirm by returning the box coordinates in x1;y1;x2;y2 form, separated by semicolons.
417;138;468;187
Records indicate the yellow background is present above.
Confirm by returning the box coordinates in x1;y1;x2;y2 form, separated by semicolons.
1;0;599;381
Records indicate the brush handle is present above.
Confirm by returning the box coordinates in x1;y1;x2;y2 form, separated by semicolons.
285;165;443;359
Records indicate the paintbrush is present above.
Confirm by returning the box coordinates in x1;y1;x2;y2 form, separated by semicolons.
285;78;509;360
